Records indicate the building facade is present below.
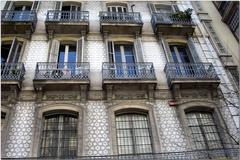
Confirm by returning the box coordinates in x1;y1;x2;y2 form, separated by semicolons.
1;1;239;159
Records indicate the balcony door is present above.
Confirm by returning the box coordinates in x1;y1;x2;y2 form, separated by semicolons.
58;43;77;68
109;42;136;78
61;4;81;20
12;4;31;20
170;45;194;76
107;6;127;13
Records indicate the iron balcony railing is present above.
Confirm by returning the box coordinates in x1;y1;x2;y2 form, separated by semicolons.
1;148;239;159
99;11;143;24
1;10;37;23
34;62;89;81
1;63;25;81
151;12;194;29
164;62;219;85
46;10;89;22
103;62;156;80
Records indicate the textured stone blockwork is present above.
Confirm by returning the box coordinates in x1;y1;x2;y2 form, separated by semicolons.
154;100;188;152
84;101;111;156
5;102;35;158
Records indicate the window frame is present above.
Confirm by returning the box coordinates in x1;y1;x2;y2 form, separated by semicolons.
40;111;79;158
115;111;153;155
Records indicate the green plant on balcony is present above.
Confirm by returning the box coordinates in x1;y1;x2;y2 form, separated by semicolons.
171;8;193;21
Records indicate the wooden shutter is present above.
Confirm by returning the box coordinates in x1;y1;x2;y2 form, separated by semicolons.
108;41;114;63
148;3;156;14
55;1;62;10
134;38;144;62
77;39;83;62
31;1;39;11
187;38;200;63
161;39;173;62
49;40;60;62
7;37;19;63
3;1;11;10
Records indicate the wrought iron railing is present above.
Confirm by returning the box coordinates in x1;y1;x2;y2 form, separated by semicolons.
34;62;89;80
164;63;219;85
1;63;25;81
103;63;156;80
99;12;142;24
1;148;239;159
1;10;37;22
151;12;194;25
46;10;89;22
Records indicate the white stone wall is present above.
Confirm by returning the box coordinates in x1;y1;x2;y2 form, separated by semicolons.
154;100;188;152
5;102;36;158
84;101;111;155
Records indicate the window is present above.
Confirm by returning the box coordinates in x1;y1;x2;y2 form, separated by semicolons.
186;112;223;150
40;112;78;157
1;38;23;63
58;42;77;63
107;6;127;13
115;113;152;154
155;4;173;13
228;8;239;40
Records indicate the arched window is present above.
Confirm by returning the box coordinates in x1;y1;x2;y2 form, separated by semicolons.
115;113;152;154
40;111;78;158
186;112;223;150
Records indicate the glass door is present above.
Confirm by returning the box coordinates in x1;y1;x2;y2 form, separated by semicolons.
170;45;193;76
12;5;31;20
61;5;81;20
57;43;76;78
107;6;127;21
113;44;136;78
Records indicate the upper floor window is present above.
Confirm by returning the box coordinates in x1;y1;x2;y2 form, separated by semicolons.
40;112;78;157
1;112;6;131
58;42;77;63
229;8;239;40
107;3;128;12
1;38;23;63
149;2;179;14
186;112;223;150
115;113;153;154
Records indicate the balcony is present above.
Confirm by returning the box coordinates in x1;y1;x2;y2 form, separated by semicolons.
103;63;156;100
164;63;220;89
1;148;238;160
1;63;25;91
1;10;37;38
99;12;143;35
45;11;89;36
33;62;90;91
151;13;195;36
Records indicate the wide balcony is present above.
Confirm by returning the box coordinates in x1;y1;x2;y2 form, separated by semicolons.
99;12;143;35
1;10;37;37
151;12;195;36
45;10;89;36
1;63;25;90
1;148;238;160
164;63;220;88
33;62;90;91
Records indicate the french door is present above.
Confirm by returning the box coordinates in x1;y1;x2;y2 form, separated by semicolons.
12;5;31;20
61;5;81;20
170;45;194;76
58;44;77;68
110;43;136;78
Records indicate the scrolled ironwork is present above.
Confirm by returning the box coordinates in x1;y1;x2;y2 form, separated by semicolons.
34;62;89;80
1;10;37;22
103;62;156;80
46;10;89;22
1;63;25;81
99;11;143;24
164;62;219;85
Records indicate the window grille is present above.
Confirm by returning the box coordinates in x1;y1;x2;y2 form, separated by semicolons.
115;113;152;155
40;114;78;158
187;112;223;150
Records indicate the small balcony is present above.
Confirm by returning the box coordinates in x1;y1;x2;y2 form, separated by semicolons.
164;63;220;88
45;10;89;36
1;10;37;37
99;12;143;35
1;63;25;90
33;62;90;91
151;13;195;36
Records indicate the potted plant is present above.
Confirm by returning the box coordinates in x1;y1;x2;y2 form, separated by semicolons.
171;8;193;21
